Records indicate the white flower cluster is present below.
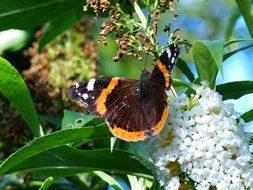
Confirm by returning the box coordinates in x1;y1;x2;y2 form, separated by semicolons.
149;83;253;190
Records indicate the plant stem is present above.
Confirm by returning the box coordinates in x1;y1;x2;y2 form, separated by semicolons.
133;1;147;30
132;1;158;58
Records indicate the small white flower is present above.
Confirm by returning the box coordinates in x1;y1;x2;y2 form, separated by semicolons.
196;180;210;190
165;176;180;190
149;83;253;189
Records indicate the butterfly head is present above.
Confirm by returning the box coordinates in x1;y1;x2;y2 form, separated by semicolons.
67;82;89;106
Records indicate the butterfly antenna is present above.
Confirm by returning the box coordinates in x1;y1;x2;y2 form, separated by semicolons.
134;49;150;72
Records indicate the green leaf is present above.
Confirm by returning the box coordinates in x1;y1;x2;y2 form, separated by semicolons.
92;171;123;190
240;109;253;123
0;57;43;137
0;126;112;175
0;0;83;31
223;44;253;61
172;78;199;91
39;177;59;190
3;146;153;179
224;39;253;47
236;0;253;38
216;81;253;100
192;40;224;88
176;58;195;82
62;110;95;129
39;6;83;51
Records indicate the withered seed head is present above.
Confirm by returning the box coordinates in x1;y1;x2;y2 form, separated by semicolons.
86;0;180;61
83;0;111;18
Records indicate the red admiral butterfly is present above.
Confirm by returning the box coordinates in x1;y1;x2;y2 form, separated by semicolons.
68;43;180;141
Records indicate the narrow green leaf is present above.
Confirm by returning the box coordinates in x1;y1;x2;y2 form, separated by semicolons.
39;177;59;190
0;126;111;175
192;40;224;88
4;146;153;179
224;39;253;47
240;109;253;123
176;58;195;82
62;110;95;129
39;6;83;51
236;0;253;38
0;57;43;137
216;81;253;100
223;44;253;61
172;78;200;91
0;0;83;30
92;171;123;190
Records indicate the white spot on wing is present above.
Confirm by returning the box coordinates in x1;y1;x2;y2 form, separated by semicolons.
75;83;79;88
87;79;95;91
166;48;171;58
171;57;175;63
82;93;88;100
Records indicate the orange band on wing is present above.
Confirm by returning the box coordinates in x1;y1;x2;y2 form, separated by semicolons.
96;77;119;115
152;105;169;134
108;105;169;141
156;60;170;88
109;126;145;142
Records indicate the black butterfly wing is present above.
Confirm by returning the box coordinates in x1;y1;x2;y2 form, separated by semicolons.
102;78;168;141
68;77;168;141
151;43;180;90
68;78;113;115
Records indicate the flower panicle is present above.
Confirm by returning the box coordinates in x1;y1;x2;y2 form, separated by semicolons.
84;0;180;61
149;83;253;189
83;0;111;18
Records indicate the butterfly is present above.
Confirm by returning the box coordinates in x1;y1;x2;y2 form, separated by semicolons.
68;43;180;141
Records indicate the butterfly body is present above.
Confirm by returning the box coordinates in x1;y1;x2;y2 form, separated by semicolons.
139;70;151;99
68;43;180;141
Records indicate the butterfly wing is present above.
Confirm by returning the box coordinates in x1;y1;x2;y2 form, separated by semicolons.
102;78;168;141
68;43;180;141
68;77;168;141
68;78;113;115
151;43;180;90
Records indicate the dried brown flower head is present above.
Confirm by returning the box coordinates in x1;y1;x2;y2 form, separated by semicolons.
83;0;111;18
85;0;180;61
159;0;179;17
